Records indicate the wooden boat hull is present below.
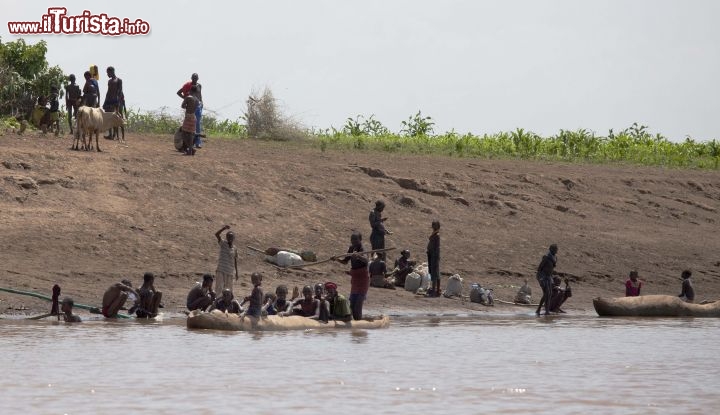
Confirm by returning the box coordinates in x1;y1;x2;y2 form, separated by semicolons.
186;310;391;331
593;295;720;317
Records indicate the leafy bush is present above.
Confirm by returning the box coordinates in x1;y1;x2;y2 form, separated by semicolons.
0;38;66;117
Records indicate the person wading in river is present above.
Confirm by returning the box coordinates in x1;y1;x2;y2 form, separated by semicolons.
535;244;558;316
102;279;139;318
337;232;370;320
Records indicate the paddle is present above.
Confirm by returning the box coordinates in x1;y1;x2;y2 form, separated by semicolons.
0;286;131;319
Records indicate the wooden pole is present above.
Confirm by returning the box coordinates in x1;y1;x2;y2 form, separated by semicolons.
287;247;396;269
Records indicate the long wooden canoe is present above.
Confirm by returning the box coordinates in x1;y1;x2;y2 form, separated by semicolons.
186;310;390;331
593;295;720;317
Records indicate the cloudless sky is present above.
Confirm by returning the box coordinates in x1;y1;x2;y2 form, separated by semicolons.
3;0;719;140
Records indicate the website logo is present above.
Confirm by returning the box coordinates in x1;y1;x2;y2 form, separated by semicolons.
7;7;151;36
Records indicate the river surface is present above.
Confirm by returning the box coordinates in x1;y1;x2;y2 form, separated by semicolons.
0;313;718;415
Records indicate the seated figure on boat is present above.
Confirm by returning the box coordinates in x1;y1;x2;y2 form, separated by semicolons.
314;283;330;322
266;285;293;316
325;282;352;322
284;285;323;319
211;289;243;314
678;270;695;303
625;271;642;297
187;274;215;312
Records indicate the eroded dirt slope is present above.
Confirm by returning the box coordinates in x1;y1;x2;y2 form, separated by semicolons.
2;132;719;315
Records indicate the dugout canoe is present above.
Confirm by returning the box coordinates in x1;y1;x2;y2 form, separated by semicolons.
593;295;720;317
186;310;390;331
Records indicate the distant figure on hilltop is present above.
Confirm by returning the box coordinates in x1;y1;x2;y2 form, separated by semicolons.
177;73;203;149
180;85;200;155
82;71;98;107
64;74;81;134
102;66;123;139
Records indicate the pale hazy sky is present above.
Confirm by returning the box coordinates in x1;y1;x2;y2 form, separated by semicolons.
3;0;719;140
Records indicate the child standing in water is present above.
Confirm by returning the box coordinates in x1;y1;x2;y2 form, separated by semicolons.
243;272;264;317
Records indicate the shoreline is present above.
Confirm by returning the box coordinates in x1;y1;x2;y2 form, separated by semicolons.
2;132;719;319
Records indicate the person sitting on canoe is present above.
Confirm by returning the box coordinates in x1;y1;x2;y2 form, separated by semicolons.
242;272;264;318
678;270;695;303
314;283;330;322
187;274;215;312
263;293;278;315
101;279;139;318
547;276;572;313
61;297;82;323
625;271;642;297
285;285;322;319
267;285;293;315
137;272;163;318
325;282;352;322
211;289;243;314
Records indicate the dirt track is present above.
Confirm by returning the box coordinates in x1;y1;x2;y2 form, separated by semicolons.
1;131;719;317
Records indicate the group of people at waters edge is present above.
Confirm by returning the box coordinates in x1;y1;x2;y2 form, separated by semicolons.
57;200;698;322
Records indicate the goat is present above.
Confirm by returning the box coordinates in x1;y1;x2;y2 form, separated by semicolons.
74;106;103;151
102;110;125;143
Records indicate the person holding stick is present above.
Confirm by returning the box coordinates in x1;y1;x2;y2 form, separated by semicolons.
337;232;370;320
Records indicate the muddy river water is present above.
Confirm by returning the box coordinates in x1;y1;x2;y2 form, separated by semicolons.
1;313;717;414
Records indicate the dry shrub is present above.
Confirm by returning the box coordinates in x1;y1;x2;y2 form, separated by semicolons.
245;87;306;141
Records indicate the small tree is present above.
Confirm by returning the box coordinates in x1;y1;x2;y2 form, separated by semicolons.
0;37;65;116
244;87;305;141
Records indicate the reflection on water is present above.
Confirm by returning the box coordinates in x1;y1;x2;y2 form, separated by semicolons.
1;315;719;414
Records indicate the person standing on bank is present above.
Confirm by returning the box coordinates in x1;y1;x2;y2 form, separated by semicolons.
214;225;239;295
369;200;392;260
427;220;441;297
535;244;558;315
177;73;203;149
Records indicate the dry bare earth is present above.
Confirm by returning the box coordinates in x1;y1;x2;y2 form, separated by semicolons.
1;131;719;317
